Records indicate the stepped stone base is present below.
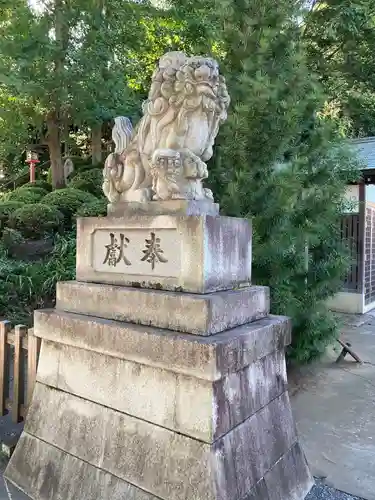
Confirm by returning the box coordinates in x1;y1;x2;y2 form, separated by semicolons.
5;213;313;500
56;281;270;335
5;288;313;499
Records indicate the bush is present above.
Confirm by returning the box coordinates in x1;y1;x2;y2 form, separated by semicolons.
42;188;97;222
18;186;49;197
23;180;52;192
73;157;104;172
75;198;107;217
8;203;64;239
0;201;24;231
2;227;25;250
69;178;95;194
0;230;76;326
69;168;103;197
5;187;46;204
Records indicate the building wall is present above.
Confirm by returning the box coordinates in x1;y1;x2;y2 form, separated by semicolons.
367;185;375;205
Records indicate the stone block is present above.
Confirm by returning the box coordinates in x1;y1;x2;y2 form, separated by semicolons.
56;281;269;335
263;443;314;500
238;444;314;500
36;338;287;441
107;199;220;217
13;383;298;500
76;215;251;293
34;309;291;381
5;433;157;500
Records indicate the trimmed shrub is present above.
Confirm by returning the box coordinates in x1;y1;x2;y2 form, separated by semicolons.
73;157;103;172
23;180;52;192
5;187;46;204
8;203;64;239
69;168;103;197
2;228;25;251
69;178;95;194
42;188;97;222
18;186;49;197
75;198;107;217
0;201;24;231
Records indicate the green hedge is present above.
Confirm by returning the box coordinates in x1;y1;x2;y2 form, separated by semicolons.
5;187;46;204
0;201;24;231
42;188;97;222
22;180;52;192
8;203;64;239
69;168;103;197
18;186;49;197
75;198;107;217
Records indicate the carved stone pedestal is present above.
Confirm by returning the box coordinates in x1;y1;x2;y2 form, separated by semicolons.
5;214;313;500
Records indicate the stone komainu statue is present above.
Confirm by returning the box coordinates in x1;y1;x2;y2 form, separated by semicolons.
103;51;230;204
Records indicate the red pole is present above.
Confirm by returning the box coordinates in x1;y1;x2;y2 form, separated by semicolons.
29;162;36;183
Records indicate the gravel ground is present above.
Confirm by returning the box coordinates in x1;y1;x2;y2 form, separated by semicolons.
306;479;365;500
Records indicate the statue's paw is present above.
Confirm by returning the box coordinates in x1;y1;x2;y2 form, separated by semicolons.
121;188;152;203
204;188;214;200
196;161;208;179
134;188;152;203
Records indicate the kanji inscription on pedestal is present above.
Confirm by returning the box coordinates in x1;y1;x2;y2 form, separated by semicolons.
92;228;180;278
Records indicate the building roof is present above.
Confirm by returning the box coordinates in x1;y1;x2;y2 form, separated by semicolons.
350;137;375;170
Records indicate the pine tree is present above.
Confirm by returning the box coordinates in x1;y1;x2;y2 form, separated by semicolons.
205;0;361;362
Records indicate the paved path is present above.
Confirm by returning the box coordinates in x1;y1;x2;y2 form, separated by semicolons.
290;312;375;500
307;479;363;499
0;415;26;500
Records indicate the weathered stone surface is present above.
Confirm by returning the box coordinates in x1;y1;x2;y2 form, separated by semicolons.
5;433;157;500
76;215;251;293
102;53;230;205
213;349;287;439
56;281;269;335
17;383;297;500
241;479;269;500
36;338;287;441
263;443;313;500
34;309;291;380
107;199;220;217
226;391;298;499
239;446;314;500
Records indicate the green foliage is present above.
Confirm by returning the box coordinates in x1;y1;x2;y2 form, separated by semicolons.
75;198;107;217
23;180;52;192
1;227;25;251
0;231;76;326
204;0;361;363
303;0;375;136
5;187;45;204
0;201;24;232
17;186;49;197
42;188;97;223
46;168;52;185
69;168;104;197
0;0;142;186
8;203;63;239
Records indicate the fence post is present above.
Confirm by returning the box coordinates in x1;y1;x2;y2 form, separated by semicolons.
27;330;41;412
13;325;27;423
0;321;11;416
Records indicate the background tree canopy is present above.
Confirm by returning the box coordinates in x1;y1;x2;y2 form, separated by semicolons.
303;0;375;136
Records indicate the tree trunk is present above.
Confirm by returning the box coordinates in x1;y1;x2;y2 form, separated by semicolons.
47;114;65;189
91;122;103;165
45;0;68;189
